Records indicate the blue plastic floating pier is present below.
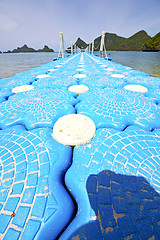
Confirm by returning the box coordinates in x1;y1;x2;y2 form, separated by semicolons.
68;170;160;240
0;88;77;130
76;88;160;130
61;126;160;239
0;126;74;240
0;52;160;239
0;90;13;103
32;76;78;89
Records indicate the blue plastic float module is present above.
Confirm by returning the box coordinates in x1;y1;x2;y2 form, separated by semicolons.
83;53;150;77
74;55;157;93
124;76;160;91
32;76;78;89
0;74;41;92
0;88;77;130
0;76;33;92
76;87;160;130
145;88;160;104
0;53;83;92
68;170;160;240
0;74;43;92
0;125;74;240
1;52;160;240
0;90;13;104
80;75;125;88
81;53;160;94
61;126;160;239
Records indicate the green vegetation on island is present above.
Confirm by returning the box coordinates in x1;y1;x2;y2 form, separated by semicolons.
66;30;152;52
3;45;54;53
1;31;160;53
141;32;160;51
93;30;151;51
12;45;36;53
75;38;88;49
66;38;88;53
37;45;54;52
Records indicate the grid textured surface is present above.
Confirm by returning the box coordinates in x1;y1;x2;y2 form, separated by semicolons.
0;88;77;129
0;126;73;240
63;126;160;239
68;170;160;240
76;88;160;130
1;52;160;239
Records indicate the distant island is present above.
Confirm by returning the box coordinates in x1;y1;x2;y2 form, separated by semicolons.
1;30;160;53
93;30;150;51
2;45;54;53
67;30;160;52
140;32;160;51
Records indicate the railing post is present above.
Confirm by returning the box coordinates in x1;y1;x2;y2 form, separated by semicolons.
60;32;65;58
89;44;91;54
100;31;105;57
71;41;73;55
74;44;76;54
92;40;94;54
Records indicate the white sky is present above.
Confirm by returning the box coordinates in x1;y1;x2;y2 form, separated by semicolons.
0;0;160;51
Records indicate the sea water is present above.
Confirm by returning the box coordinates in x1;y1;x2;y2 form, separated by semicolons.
0;51;160;79
109;51;160;78
0;52;58;79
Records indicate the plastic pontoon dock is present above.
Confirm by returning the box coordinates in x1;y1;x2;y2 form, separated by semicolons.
0;52;160;239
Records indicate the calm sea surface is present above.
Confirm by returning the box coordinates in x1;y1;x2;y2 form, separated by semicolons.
0;51;160;79
109;51;160;78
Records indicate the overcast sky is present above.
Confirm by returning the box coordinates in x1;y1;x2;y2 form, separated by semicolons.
0;0;160;52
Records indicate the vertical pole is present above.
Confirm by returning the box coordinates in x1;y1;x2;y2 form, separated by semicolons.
88;44;91;54
74;44;76;54
60;32;65;58
71;41;73;55
92;40;94;54
100;31;105;57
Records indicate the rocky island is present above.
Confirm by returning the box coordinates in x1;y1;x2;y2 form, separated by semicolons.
67;30;160;52
141;32;160;51
2;44;54;53
1;30;160;53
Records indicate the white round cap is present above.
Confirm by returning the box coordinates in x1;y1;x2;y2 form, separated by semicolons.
111;74;125;78
52;114;96;146
48;69;57;72
55;65;62;68
36;74;49;79
73;74;86;79
68;85;89;94
124;84;148;93
12;85;35;93
105;67;114;71
100;64;107;67
76;68;85;72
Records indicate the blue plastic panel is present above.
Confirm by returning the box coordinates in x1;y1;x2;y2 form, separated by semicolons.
0;88;77;129
145;88;160;104
0;77;35;92
76;88;160;130
32;76;78;89
1;52;160;239
68;170;160;240
125;76;160;90
80;75;125;88
61;126;160;239
0;125;74;240
82;53;149;77
0;90;13;103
